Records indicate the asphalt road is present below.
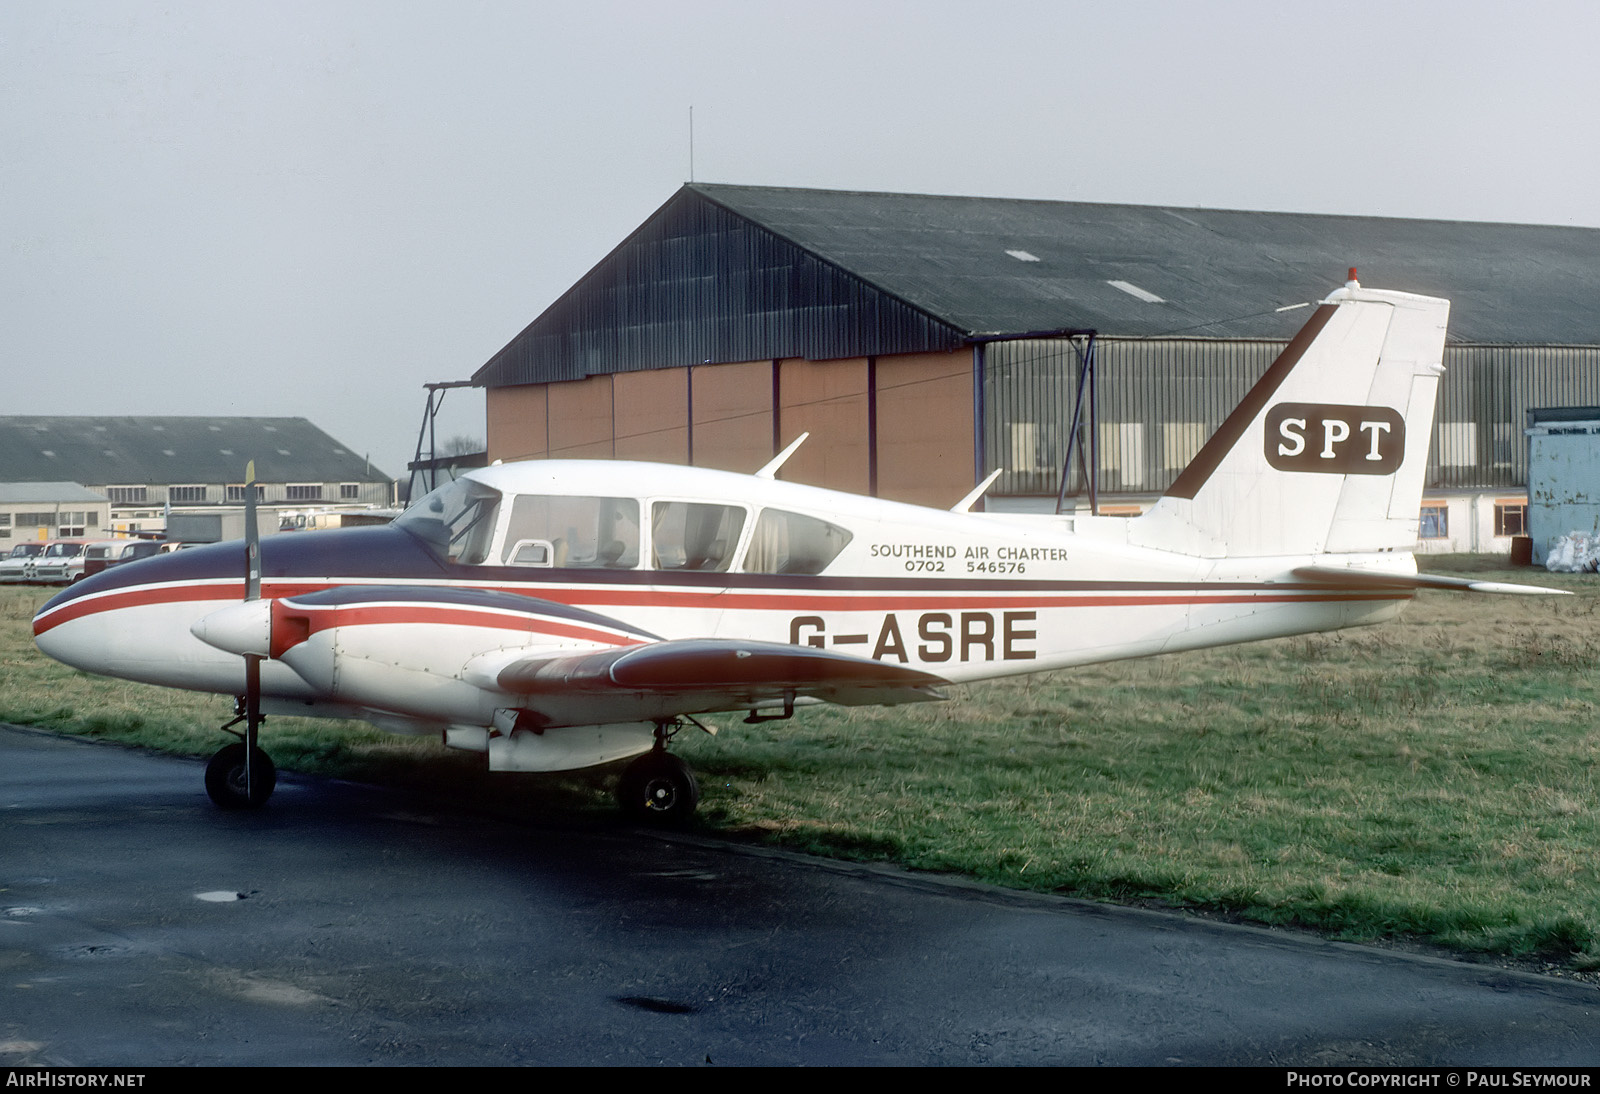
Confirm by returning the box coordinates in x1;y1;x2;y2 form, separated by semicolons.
2;724;1596;1066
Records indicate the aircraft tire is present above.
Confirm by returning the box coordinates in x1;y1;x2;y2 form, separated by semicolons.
205;743;277;810
618;751;699;825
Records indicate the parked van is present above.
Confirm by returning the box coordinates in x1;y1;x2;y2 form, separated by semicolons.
0;542;46;584
30;539;113;585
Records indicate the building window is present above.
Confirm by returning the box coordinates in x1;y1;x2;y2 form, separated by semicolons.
226;485;266;502
14;512;52;528
1420;503;1449;540
286;484;323;501
1494;501;1527;537
340;483;359;500
0;514;9;539
107;486;147;504
168;485;207;504
58;512;87;537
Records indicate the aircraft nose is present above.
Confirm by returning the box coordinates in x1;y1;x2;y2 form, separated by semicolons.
190;600;272;657
32;610;89;671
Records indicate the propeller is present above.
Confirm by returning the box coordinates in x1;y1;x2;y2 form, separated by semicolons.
242;459;262;798
201;460;276;808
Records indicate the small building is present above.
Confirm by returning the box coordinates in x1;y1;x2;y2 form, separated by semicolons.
0;482;110;544
0;417;394;538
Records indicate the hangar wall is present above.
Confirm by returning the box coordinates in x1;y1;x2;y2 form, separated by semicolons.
484;349;976;507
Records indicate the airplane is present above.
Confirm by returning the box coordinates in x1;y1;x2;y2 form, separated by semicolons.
31;275;1564;823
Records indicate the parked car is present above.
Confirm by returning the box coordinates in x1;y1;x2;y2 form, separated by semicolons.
82;539;164;579
0;542;46;584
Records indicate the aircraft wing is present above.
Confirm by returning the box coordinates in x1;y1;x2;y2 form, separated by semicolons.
1291;565;1569;596
494;637;949;709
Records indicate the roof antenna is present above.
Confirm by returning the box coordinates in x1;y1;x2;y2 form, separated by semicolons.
688;105;694;182
756;432;808;479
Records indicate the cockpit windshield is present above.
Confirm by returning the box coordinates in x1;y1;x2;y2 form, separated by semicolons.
396;478;502;564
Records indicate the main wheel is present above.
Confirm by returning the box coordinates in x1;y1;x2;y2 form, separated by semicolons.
204;743;277;810
617;751;699;825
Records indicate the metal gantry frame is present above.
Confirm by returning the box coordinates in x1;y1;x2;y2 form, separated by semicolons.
409;380;477;501
970;326;1100;515
1054;332;1101;515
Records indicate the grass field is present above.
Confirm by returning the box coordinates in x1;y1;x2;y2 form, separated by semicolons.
4;562;1597;963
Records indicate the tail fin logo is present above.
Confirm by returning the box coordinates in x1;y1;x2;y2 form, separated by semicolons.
1265;403;1405;475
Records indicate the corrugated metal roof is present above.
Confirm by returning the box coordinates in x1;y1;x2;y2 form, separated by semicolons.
477;189;965;387
692;184;1600;343
476;184;1600;388
0;482;108;504
0;417;390;485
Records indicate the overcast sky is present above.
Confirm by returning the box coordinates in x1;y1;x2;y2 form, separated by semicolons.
5;0;1598;483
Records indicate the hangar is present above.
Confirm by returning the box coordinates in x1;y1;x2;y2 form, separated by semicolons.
0;417;394;538
473;184;1600;554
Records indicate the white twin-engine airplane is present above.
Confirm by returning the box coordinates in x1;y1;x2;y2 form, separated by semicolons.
33;278;1561;822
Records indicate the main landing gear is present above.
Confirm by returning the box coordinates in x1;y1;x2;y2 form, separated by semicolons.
206;695;276;810
617;720;700;825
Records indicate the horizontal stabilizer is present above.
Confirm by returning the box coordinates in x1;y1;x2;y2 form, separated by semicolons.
1292;566;1569;596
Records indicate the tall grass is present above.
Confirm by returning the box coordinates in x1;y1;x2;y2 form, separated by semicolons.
5;563;1597;961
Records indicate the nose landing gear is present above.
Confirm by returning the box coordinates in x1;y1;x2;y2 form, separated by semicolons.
205;741;277;810
206;675;273;810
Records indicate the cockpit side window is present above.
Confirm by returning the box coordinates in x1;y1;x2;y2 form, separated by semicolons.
501;495;640;569
396;478;502;565
650;502;745;572
743;508;853;575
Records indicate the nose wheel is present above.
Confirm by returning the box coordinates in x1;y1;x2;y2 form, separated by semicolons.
205;742;277;809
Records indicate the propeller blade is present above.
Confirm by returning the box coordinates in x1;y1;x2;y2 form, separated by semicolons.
242;460;262;797
244;459;260;602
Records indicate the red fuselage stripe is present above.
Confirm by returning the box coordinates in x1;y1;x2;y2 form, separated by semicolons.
273;602;644;655
33;577;1412;637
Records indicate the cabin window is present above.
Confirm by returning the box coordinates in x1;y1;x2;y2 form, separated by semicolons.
499;495;640;568
743;509;853;575
650;502;745;572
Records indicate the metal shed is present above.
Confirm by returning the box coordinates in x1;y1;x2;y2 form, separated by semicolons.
1525;406;1600;564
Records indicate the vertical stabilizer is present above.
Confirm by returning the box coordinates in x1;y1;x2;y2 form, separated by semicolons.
1130;279;1448;559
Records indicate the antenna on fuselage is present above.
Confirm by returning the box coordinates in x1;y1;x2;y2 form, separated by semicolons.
951;468;1004;513
755;432;809;479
